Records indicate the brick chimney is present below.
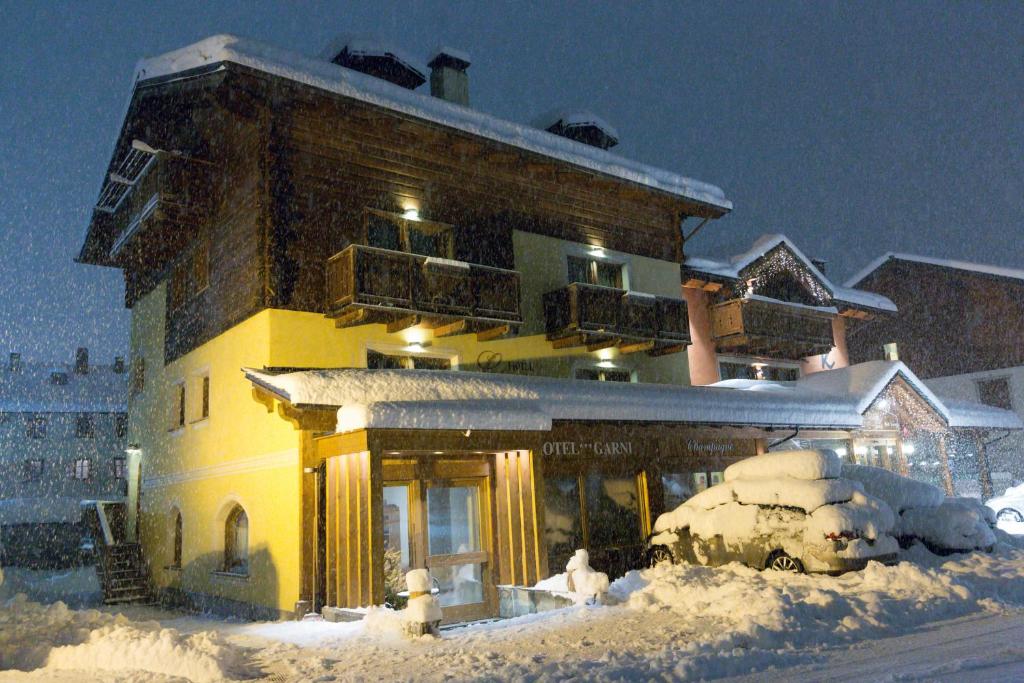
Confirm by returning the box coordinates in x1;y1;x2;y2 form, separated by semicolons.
75;347;89;374
428;47;471;106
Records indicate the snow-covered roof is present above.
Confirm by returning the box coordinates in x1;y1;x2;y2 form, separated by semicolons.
684;234;897;313
0;362;127;413
131;35;730;211
533;109;621;141
845;252;1024;288
711;361;1023;431
244;367;865;431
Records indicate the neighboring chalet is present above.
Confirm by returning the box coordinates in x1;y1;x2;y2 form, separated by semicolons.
77;35;1018;621
0;349;127;566
847;253;1024;496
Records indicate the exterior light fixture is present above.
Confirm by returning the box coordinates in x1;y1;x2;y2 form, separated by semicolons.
587;246;607;258
903;442;916;455
597;360;616;369
835;447;848;457
403;208;420;221
125;443;142;456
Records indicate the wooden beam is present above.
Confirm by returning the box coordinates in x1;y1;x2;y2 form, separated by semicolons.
586;337;620;353
618;340;656;355
476;324;511;342
333;308;368;328
683;278;707;289
431;319;467;338
648;343;687;357
551;334;586;349
386;314;420;334
703;282;723;292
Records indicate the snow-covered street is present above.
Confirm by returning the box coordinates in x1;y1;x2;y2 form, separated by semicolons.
3;535;1024;682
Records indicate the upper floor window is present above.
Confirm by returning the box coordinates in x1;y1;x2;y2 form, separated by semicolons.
171;509;183;569
171;382;186;430
130;357;146;397
115;414;128;439
51;371;68;386
26;415;47;439
575;367;633;382
113;457;127;479
719;360;799;382
977;377;1012;410
22;459;43;481
76;414;95;439
567;255;623;289
367;349;452;371
365;209;453;259
200;375;210;420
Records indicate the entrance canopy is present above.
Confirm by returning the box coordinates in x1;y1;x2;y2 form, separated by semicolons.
243;361;1020;434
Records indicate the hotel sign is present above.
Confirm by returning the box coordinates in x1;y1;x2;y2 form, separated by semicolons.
541;440;635;457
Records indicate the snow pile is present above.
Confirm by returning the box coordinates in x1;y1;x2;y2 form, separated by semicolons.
610;543;1024;679
0;593;245;681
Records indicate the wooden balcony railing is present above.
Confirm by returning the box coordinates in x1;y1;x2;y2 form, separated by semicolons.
326;245;521;335
711;297;835;359
543;283;690;354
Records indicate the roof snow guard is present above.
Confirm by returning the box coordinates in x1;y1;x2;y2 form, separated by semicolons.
537;110;619;150
130;35;730;212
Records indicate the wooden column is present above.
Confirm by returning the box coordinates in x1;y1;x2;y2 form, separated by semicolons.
324;449;384;608
936;436;955;496
493;450;544;585
973;431;994;500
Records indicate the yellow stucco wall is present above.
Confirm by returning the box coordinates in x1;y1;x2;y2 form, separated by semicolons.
128;232;689;614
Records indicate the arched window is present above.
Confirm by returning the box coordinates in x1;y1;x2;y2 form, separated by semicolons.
224;505;248;574
171;510;183;569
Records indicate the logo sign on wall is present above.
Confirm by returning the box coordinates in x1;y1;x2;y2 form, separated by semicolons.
476;350;536;374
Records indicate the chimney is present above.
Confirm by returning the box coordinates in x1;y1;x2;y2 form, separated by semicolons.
883;342;899;361
75;347;89;374
113;356;126;374
9;352;21;373
811;258;827;274
428;47;471;106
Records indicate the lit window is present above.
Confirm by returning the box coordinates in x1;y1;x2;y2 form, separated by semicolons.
224;505;249;574
73;458;91;480
575;367;633;382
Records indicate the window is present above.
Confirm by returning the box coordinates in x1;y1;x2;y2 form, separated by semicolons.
169;261;188;311
76;414;95;438
26;415;47;439
115;414;128;438
192;239;210;294
22;459;43;481
130;357;145;396
977;377;1012;410
224;505;249;574
364;208;453;258
575;367;633;383
200;375;210;420
73;458;91;480
719;360;799;382
113;458;127;479
366;349;452;370
567;255;623;289
51;371;68;385
171;509;183;569
171;383;185;430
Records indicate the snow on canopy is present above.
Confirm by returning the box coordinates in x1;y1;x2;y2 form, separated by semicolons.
845;252;1024;288
130;35;730;211
724;449;842;482
0;360;126;413
684;234;897;313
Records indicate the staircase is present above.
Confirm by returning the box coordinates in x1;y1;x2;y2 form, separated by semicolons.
97;542;152;604
82;500;153;605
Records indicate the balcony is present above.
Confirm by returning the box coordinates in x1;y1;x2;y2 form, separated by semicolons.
325;245;521;338
543;283;690;355
99;149;210;263
711;297;835;359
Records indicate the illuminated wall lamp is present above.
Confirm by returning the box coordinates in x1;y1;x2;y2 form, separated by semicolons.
403;208;421;221
125;444;142;456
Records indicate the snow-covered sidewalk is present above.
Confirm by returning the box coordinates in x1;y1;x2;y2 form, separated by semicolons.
3;538;1024;682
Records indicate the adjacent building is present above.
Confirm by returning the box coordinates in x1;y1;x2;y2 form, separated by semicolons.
846;253;1024;496
76;34;1017;621
0;349;128;565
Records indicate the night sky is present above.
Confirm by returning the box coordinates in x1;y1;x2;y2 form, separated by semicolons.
1;1;1021;362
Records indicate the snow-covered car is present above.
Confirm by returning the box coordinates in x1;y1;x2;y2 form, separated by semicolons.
986;483;1024;524
648;450;899;574
842;464;996;554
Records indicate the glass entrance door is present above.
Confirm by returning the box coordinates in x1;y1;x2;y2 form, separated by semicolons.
383;469;495;623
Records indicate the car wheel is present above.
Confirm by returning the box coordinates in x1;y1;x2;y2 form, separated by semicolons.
767;551;804;573
996;507;1024;524
648;545;674;567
